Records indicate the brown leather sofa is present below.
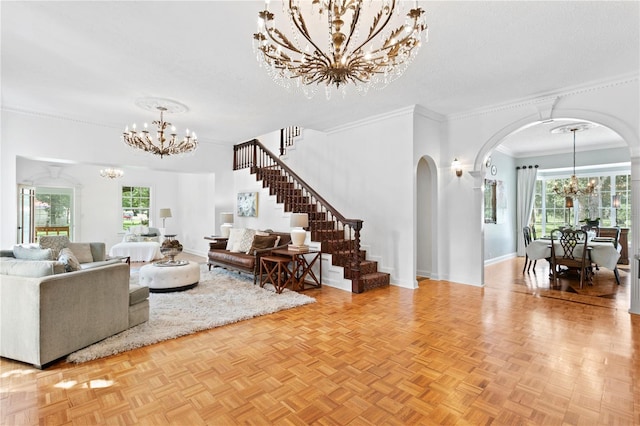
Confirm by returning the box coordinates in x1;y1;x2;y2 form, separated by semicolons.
207;231;291;283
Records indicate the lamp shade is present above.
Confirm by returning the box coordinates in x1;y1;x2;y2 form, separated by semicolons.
290;213;308;228
159;208;172;219
220;212;234;224
612;195;621;209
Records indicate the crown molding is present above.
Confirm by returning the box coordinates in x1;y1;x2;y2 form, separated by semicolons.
447;72;639;122
324;105;417;134
2;106;228;147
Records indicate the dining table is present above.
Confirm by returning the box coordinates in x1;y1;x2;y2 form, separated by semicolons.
525;237;621;271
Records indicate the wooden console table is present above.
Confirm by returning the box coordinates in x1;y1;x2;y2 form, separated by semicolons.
599;227;629;264
271;248;322;291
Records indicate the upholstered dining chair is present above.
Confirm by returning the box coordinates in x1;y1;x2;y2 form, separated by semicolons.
522;226;537;273
593;226;622;285
550;228;593;289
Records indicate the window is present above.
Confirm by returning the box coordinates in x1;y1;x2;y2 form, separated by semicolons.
35;187;73;238
532;171;632;236
122;186;150;231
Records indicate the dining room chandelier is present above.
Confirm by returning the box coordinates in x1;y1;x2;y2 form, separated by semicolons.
122;106;197;159
99;168;124;179
252;0;427;97
552;124;597;198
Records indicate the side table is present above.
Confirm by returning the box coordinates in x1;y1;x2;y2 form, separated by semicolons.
271;248;321;291
260;256;295;294
204;236;229;250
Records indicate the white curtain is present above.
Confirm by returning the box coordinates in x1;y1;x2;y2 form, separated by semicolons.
516;166;538;256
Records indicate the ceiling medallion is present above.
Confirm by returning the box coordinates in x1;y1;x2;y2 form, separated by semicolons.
253;0;428;98
122;99;197;159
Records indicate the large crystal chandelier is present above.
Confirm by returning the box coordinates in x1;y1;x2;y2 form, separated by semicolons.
253;0;428;97
552;124;597;198
123;106;197;159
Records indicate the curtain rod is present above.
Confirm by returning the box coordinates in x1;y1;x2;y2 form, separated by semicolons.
516;165;539;169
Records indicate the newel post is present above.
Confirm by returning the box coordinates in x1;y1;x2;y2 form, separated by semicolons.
350;220;364;293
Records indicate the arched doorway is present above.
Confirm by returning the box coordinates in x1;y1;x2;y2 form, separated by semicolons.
476;114;638;313
416;156;438;281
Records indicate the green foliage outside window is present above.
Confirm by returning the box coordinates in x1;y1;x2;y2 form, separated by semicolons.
531;173;631;237
122;186;150;230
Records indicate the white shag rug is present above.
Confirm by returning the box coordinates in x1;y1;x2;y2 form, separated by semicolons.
67;265;316;363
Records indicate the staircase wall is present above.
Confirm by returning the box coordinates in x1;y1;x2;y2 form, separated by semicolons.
266;110;420;289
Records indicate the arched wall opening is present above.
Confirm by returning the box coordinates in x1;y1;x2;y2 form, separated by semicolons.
416;155;439;282
474;111;639;313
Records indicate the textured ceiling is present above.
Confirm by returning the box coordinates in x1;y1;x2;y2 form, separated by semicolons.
2;1;638;156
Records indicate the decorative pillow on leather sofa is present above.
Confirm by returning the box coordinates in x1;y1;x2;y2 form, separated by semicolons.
67;243;94;264
247;235;278;255
13;245;53;261
58;248;81;272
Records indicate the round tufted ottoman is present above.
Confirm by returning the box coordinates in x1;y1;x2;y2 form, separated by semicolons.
139;261;200;293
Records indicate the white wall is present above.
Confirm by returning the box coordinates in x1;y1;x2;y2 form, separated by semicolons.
280;109;417;288
1;110;230;256
483;150;517;263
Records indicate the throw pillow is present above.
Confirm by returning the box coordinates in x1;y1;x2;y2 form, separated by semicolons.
246;235;278;255
12;245;53;261
67;243;94;263
232;229;256;253
226;228;245;251
39;235;69;258
58;248;80;272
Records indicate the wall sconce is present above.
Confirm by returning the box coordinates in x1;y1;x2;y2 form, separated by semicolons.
452;158;462;177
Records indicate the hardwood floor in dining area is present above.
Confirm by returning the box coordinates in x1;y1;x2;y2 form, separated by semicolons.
1;255;638;425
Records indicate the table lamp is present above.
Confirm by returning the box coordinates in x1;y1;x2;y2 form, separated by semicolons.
159;208;172;228
290;213;308;248
220;212;234;238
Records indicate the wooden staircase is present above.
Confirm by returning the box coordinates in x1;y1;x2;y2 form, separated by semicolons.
234;139;389;293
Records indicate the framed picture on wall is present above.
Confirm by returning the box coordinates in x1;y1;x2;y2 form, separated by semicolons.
484;179;497;224
237;192;258;217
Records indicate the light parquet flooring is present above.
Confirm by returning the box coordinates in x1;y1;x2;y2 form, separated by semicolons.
2;255;639;425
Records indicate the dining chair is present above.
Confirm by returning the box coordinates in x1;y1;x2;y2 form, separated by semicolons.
593;226;622;285
522;226;537;273
550;228;593;288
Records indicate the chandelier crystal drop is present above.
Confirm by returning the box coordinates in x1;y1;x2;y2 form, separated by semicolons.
252;0;428;97
552;126;598;198
122;106;197;159
100;168;124;179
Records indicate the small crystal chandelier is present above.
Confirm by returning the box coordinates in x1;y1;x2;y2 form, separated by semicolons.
100;168;124;179
123;106;197;159
253;0;427;97
552;125;597;198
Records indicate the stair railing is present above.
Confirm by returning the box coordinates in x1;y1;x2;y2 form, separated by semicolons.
234;139;364;293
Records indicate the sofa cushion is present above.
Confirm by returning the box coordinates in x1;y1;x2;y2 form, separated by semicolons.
209;250;256;269
58;248;81;272
226;228;245;251
0;258;64;277
13;245;53;261
67;243;93;263
39;235;70;258
232;229;256;253
247;234;278;255
129;284;150;306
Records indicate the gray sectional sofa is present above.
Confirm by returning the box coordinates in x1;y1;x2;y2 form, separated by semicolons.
0;240;149;368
